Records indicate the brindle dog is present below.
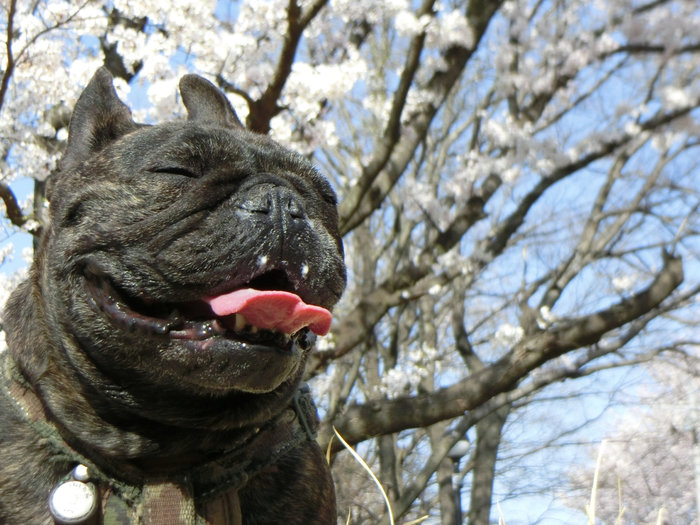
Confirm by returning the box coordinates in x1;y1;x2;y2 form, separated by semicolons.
0;68;345;524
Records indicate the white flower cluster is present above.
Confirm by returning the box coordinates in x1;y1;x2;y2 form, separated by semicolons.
379;344;439;399
494;323;524;347
395;5;474;49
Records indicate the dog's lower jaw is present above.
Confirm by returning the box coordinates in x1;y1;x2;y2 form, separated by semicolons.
28;353;308;469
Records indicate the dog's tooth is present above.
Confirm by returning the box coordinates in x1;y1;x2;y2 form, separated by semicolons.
249;325;258;334
211;319;226;335
234;313;246;331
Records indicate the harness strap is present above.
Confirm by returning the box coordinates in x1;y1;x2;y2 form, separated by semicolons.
100;478;242;525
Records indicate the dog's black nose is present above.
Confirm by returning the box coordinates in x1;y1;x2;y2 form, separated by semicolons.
240;185;308;231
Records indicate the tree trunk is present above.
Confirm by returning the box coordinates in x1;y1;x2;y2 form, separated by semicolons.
378;434;400;506
468;406;510;525
437;455;460;525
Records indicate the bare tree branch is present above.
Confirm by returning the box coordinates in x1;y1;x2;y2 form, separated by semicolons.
339;0;505;235
310;98;698;378
0;180;26;227
325;251;682;448
246;0;328;133
348;0;436;196
0;0;17;114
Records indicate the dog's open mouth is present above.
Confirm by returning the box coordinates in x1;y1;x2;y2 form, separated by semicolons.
84;269;332;353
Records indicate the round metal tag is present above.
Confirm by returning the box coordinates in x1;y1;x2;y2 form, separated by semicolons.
48;480;97;524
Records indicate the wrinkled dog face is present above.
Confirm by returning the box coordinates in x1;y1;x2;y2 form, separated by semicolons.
41;69;346;398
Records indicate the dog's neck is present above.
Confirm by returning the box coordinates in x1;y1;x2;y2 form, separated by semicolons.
3;348;317;487
13;351;301;477
3;349;318;525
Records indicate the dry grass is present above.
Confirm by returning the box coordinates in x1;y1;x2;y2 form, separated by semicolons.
585;439;608;524
332;427;396;525
330;428;431;525
328;435;668;524
585;439;667;525
497;502;507;525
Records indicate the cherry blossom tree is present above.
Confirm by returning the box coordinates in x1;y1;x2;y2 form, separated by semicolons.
2;1;700;523
565;356;700;524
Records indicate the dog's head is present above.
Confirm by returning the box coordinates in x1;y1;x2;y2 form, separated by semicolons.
28;68;345;412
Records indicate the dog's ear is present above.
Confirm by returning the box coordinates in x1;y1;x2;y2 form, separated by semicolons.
179;74;243;129
60;67;137;171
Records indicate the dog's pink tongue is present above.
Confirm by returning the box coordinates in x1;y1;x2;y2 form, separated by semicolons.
205;289;332;336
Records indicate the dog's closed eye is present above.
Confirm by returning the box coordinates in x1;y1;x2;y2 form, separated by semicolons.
148;166;200;178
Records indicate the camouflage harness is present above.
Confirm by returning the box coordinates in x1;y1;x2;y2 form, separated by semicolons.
1;352;320;524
